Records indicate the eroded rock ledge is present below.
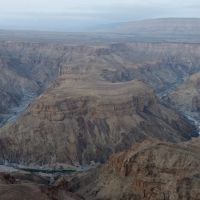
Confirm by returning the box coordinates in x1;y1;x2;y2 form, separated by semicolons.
0;74;197;166
75;139;200;200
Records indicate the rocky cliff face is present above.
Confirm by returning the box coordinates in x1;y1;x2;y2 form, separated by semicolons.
101;43;200;94
0;41;100;125
1;40;200;166
2;139;199;200
0;171;82;200
0;57;39;114
2;41;200;95
0;74;196;166
1;31;200;199
0;42;58;125
75;139;200;200
166;72;200;123
2;41;200;124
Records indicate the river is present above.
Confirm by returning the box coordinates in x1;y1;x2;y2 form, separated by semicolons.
158;80;200;135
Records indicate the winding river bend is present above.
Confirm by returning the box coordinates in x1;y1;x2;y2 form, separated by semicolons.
0;74;199;175
158;81;200;136
1;78;200;134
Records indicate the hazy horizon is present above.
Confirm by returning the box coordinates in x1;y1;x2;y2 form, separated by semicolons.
0;0;200;31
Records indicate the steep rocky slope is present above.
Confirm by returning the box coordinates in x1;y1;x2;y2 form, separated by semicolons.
100;43;200;94
2;138;199;200
2;40;200;166
0;41;105;126
1;29;200;199
0;171;82;200
0;74;196;166
166;72;200;123
0;41;60;126
73;138;200;200
0;56;39;125
2;41;200;125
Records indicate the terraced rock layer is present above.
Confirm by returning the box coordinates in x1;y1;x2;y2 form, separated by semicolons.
0;74;196;165
2;41;200;125
73;139;200;200
0;171;82;200
166;72;200;124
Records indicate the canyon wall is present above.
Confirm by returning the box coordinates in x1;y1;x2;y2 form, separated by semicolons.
74;139;200;200
0;74;196;165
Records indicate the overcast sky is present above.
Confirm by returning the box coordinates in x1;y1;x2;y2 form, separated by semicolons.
0;0;200;31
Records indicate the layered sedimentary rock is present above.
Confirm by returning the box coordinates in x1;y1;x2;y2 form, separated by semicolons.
2;41;200;92
166;72;200;122
3;138;198;200
0;74;196;166
0;42;99;124
1;28;200;200
2;40;200;123
76;139;200;200
0;58;39;114
1;40;200;166
100;42;200;94
0;171;82;200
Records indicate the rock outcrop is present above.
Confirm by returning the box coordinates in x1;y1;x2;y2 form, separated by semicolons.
75;139;200;200
0;171;82;200
2;40;200;126
0;74;196;166
1;27;200;200
1;39;200;167
166;72;200;122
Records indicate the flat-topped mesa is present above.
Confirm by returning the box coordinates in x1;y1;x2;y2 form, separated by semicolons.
0;74;196;166
2;41;200;126
30;75;156;120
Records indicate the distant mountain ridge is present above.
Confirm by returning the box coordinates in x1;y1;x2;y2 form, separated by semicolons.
96;18;200;33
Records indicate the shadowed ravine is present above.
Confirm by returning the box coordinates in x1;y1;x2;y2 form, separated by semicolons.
0;92;37;128
158;82;200;135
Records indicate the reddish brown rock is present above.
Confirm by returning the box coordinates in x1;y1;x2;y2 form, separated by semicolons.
0;74;196;166
76;139;200;200
167;72;200;121
0;171;82;200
